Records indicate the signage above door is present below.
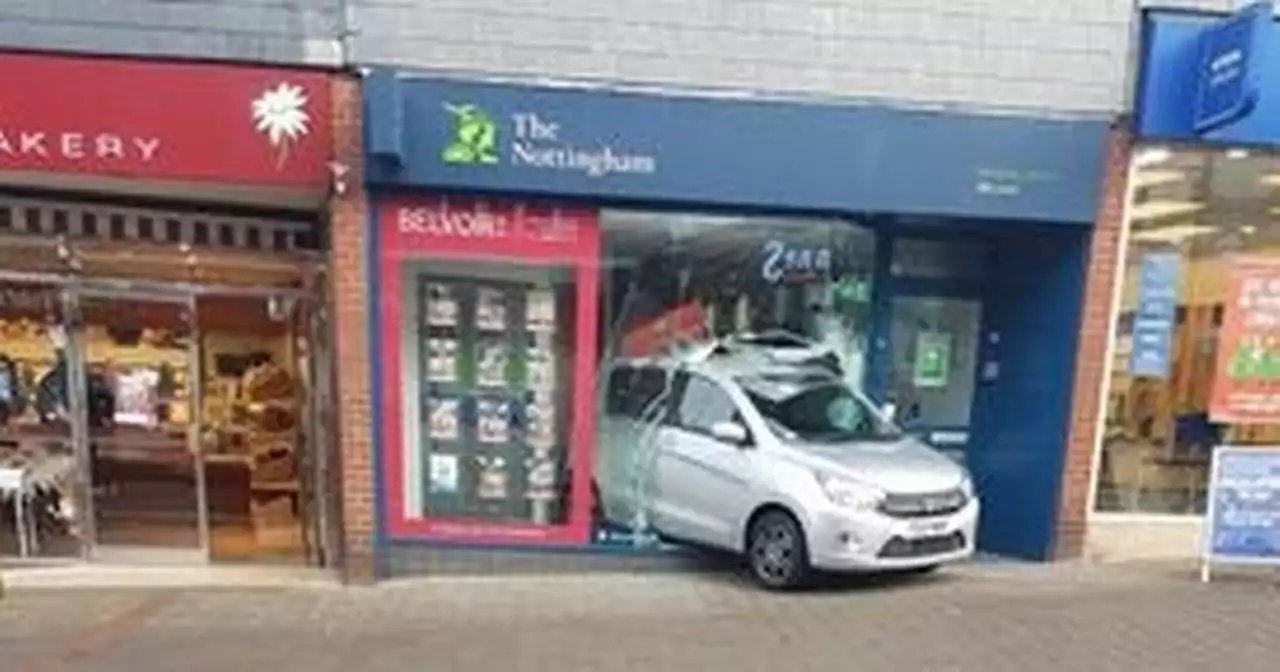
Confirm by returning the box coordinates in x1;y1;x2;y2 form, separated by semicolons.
0;52;333;189
1136;2;1280;145
364;70;1109;225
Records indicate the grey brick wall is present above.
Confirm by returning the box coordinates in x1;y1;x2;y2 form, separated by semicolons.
347;0;1150;117
0;1;1252;113
0;0;346;66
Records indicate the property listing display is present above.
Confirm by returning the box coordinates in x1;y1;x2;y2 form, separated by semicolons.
377;196;876;550
417;276;571;527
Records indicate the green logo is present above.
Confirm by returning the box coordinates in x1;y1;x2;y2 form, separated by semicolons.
442;102;499;165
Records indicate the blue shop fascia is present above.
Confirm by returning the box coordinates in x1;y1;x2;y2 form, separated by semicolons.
361;65;1112;572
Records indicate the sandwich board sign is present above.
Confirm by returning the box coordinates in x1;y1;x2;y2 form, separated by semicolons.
1201;445;1280;582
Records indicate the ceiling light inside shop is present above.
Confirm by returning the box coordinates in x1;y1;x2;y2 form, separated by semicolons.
1134;147;1172;168
1130;223;1218;244
1226;148;1251;159
1260;173;1280;188
1131;169;1184;189
1129;199;1205;220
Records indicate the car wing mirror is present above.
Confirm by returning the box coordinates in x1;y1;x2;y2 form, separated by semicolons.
710;421;750;446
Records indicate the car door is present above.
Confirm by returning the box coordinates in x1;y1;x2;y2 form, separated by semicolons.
652;372;754;550
596;363;671;534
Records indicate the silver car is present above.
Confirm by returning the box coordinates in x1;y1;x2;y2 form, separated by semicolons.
594;337;979;589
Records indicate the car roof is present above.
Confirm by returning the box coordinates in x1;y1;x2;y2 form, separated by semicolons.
610;349;841;389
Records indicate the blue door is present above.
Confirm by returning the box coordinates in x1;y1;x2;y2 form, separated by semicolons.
866;226;1090;561
870;235;994;469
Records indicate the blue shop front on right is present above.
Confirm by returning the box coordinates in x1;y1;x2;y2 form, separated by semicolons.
361;69;1114;576
1086;3;1280;561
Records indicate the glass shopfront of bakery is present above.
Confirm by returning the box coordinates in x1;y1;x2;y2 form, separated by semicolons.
364;69;1111;567
0;53;337;568
1086;5;1280;558
0;208;330;564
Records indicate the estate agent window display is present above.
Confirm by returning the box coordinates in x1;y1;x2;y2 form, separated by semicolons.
380;196;881;552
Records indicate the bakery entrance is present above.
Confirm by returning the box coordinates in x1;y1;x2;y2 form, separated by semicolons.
66;284;327;565
0;196;333;567
75;288;203;557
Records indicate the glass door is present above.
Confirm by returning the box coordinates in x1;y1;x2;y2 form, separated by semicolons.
73;289;206;557
888;296;983;463
197;294;309;563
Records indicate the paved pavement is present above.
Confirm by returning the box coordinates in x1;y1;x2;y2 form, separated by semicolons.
3;562;1280;672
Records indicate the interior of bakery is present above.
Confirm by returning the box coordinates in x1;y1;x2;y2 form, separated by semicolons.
0;197;331;566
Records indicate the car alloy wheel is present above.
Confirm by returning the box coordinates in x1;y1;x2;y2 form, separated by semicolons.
747;510;809;590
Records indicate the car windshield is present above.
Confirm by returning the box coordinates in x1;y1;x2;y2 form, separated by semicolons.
740;376;901;443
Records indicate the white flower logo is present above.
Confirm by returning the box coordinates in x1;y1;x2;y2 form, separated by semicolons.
251;82;311;169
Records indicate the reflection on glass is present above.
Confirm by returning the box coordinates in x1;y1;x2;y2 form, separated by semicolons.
599;211;874;385
592;210;876;547
0;284;78;558
1095;147;1280;515
82;296;199;549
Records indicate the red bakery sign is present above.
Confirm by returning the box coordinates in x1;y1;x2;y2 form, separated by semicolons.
0;52;331;187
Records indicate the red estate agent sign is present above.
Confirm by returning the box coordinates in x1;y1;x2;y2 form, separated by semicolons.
1210;257;1280;424
0;52;331;187
378;195;601;546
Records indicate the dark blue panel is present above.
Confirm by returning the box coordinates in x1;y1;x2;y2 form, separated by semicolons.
1136;3;1280;146
363;71;1108;225
967;225;1087;560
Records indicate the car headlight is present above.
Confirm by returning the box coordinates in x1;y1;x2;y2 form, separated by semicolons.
958;472;975;499
814;471;884;512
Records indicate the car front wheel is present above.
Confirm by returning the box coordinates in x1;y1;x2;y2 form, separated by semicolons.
746;510;810;590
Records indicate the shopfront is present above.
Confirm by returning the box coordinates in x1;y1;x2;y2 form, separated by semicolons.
363;69;1112;572
1086;2;1280;560
0;52;338;568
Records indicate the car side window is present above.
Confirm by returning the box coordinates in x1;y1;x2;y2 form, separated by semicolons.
605;365;671;421
605;367;633;417
674;374;740;438
630;366;669;421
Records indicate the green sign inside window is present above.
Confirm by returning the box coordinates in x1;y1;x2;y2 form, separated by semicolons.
913;332;952;388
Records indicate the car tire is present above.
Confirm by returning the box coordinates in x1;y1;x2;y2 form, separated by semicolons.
745;509;810;591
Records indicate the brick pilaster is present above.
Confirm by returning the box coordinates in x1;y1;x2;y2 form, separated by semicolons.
328;73;377;584
1054;117;1132;559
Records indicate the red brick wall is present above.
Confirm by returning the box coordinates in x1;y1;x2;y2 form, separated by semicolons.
1054;119;1132;559
328;73;377;583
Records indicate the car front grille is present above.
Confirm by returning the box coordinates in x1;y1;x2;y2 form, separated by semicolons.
877;532;966;559
878;488;968;519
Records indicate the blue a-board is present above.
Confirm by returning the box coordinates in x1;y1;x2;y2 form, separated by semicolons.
1202;446;1280;581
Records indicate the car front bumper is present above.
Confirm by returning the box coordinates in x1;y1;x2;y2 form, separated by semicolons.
805;497;980;572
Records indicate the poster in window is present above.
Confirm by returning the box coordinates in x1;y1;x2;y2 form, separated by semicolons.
425;283;460;327
428;452;460;493
1209;257;1280;424
913;332;952;389
1130;252;1180;379
426;396;461;440
476;397;513;443
475;339;511;388
475;286;509;331
425;338;460;383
